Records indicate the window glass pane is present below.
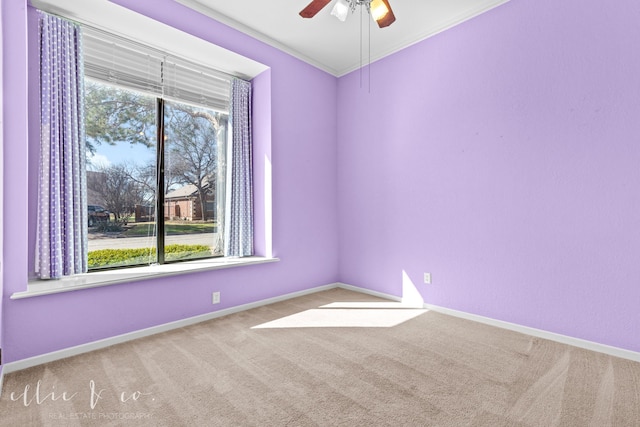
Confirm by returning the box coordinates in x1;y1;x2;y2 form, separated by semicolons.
85;79;158;269
163;100;226;261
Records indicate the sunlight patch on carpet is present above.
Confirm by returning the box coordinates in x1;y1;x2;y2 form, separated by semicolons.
320;301;418;309
251;308;427;329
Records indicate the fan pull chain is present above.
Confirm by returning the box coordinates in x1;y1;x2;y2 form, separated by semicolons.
368;9;371;93
360;4;363;89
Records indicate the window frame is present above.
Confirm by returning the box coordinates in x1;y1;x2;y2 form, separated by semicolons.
84;88;229;271
21;4;275;297
83;32;232;271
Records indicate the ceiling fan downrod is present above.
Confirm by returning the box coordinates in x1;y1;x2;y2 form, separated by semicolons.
349;0;373;14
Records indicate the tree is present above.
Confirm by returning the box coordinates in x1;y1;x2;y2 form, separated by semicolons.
165;104;220;222
84;80;156;155
85;80;227;253
87;164;148;222
164;104;227;255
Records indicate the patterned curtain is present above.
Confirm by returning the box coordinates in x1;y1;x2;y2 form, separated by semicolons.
35;12;88;279
224;78;254;257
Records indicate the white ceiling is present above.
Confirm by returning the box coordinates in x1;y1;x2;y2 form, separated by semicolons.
176;0;511;76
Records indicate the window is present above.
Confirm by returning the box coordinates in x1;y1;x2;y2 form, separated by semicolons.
32;11;259;286
83;27;231;270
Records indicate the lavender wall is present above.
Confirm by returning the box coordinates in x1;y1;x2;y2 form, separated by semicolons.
3;0;640;364
2;0;339;362
338;0;640;352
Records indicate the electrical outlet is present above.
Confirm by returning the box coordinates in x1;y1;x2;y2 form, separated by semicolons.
424;273;432;284
212;292;220;304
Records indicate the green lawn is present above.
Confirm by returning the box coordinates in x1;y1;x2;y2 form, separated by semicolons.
123;221;216;237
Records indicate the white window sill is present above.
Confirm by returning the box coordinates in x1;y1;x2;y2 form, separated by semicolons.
12;256;279;299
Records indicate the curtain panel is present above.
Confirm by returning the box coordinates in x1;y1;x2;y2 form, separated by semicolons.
225;78;254;257
35;12;88;279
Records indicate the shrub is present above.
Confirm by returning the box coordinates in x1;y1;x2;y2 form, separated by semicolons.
88;244;212;268
165;244;211;262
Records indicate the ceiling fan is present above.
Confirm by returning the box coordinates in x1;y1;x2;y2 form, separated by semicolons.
300;0;396;28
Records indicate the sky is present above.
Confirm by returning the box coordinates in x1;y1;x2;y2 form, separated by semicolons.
87;140;156;171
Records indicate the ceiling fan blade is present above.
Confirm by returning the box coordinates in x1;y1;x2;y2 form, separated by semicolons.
375;0;396;28
299;0;333;18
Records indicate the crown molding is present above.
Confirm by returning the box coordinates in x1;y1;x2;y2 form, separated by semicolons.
176;0;510;77
175;0;342;76
336;0;511;76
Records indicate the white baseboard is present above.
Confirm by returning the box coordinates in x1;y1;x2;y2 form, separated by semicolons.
3;282;639;378
337;282;640;363
0;367;4;399
424;303;640;363
2;283;338;375
336;282;403;302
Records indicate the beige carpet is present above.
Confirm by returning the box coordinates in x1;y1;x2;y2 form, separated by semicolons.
1;288;639;426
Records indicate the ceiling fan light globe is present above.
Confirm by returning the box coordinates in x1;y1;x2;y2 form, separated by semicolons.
331;0;350;21
370;0;389;21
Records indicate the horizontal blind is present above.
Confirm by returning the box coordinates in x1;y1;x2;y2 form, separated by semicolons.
82;26;231;112
82;29;164;97
163;57;230;112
